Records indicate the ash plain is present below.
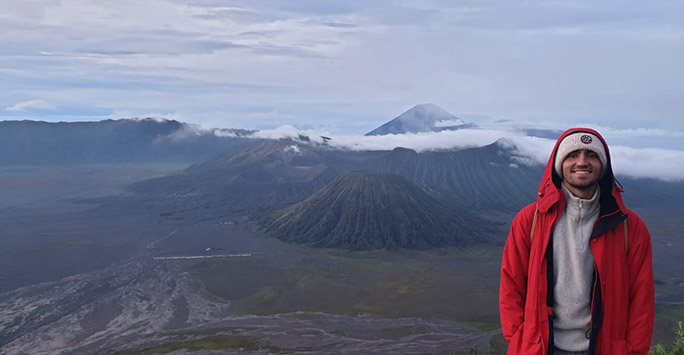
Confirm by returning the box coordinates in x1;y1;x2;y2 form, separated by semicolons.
0;165;505;354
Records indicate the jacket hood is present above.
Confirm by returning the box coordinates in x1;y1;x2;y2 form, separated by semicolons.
536;128;627;216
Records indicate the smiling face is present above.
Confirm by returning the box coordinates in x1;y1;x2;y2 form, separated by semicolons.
561;149;603;199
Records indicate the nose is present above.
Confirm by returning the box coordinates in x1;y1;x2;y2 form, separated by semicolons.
576;151;590;165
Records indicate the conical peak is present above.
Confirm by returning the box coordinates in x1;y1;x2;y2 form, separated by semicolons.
365;103;466;136
403;103;452;116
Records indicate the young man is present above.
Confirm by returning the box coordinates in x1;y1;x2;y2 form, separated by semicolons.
499;128;655;355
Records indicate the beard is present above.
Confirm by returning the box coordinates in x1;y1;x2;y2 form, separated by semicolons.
566;179;598;190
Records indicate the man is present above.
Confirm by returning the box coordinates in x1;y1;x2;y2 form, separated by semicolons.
499;128;655;355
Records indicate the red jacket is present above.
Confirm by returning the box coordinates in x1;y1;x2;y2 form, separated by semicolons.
499;128;655;355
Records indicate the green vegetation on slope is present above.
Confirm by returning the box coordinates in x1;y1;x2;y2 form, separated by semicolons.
115;335;263;355
655;305;684;350
651;322;684;355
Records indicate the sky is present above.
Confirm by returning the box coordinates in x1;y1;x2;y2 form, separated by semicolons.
1;1;683;130
1;0;684;178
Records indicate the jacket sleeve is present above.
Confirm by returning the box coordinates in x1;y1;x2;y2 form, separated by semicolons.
499;206;534;342
625;213;655;355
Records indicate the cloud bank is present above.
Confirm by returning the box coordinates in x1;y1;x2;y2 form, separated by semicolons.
246;126;684;182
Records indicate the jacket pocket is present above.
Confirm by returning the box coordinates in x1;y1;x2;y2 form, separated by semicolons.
522;330;544;355
507;325;544;355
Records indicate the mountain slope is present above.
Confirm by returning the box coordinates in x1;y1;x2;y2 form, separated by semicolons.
358;143;541;212
255;172;491;250
131;139;380;214
131;138;541;218
365;104;471;136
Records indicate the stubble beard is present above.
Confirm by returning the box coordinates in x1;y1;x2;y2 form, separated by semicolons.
562;174;601;198
567;179;598;191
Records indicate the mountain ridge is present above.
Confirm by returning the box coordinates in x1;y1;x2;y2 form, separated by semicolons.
0;118;252;165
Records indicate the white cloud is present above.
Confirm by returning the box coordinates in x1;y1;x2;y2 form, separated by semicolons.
244;125;507;151
108;110;181;122
245;125;684;181
164;123;206;141
496;136;556;166
6;100;56;112
434;119;465;128
326;129;506;152
250;125;302;140
284;144;302;155
213;129;239;138
610;146;684;182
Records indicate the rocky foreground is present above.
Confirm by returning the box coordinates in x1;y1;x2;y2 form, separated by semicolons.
0;260;499;354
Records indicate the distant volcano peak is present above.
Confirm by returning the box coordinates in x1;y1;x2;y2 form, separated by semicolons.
406;103;454;116
365;103;469;136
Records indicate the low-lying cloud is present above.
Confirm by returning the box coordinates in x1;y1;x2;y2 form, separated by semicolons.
434;119;466;128
610;146;684;182
245;126;684;182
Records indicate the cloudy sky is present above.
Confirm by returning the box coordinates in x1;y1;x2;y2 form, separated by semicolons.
1;1;683;147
